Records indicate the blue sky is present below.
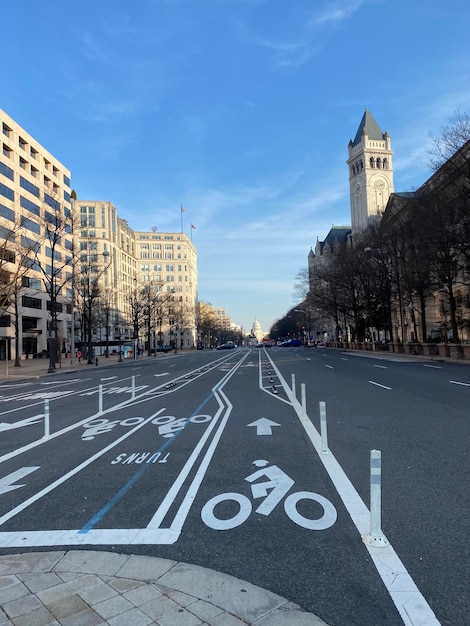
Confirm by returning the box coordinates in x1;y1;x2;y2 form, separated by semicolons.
3;0;470;333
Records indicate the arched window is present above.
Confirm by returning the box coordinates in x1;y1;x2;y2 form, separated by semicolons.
383;158;388;169
369;157;375;168
360;160;364;170
376;157;381;168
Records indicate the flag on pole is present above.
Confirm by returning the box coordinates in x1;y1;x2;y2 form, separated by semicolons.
191;224;196;229
181;206;185;213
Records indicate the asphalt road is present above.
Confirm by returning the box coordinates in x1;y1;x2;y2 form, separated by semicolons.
0;347;468;626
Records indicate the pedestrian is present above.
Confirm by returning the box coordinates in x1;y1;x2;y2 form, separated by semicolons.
95;356;99;367
77;350;82;363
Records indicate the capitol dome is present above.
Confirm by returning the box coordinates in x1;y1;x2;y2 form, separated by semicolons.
251;318;264;342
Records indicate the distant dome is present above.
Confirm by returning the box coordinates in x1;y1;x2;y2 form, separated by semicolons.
251;318;264;341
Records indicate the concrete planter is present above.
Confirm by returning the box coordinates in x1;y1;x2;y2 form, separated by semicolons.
461;345;470;359
422;344;439;356
437;344;450;357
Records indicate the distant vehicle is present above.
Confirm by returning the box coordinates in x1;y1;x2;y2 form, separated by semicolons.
279;339;302;347
317;341;327;348
155;345;172;353
217;342;236;350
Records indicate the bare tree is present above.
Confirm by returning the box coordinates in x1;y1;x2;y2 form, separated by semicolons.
428;110;470;172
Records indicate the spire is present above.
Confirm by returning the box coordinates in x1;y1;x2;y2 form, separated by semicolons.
351;110;385;146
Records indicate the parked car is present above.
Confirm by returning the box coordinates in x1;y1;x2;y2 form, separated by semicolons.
217;342;236;350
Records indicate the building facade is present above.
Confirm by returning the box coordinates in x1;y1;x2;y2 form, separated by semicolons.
0;109;199;363
0;108;72;361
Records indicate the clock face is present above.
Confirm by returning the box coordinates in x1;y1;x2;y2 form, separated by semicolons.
374;180;385;191
354;183;362;196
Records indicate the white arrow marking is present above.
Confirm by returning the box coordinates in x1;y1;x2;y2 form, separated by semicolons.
247;418;281;436
0;467;40;495
154;373;169;377
0;415;44;432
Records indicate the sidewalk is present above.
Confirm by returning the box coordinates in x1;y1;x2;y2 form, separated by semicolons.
0;551;328;625
0;353;148;381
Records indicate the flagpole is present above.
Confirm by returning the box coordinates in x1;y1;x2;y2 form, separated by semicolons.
180;206;184;233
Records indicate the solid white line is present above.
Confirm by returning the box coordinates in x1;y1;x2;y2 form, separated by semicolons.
325;365;334;369
449;380;470;387
368;381;392;390
265;354;439;626
145;351;249;534
423;365;442;369
373;364;387;369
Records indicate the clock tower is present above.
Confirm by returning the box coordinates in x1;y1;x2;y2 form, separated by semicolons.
347;110;394;234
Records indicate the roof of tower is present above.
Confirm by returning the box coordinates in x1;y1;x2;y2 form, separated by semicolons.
351;109;385;147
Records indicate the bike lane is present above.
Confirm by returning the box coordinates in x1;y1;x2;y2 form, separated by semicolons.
161;349;404;626
0;353;248;549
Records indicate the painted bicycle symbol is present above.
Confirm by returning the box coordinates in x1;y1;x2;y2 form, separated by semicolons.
201;460;337;531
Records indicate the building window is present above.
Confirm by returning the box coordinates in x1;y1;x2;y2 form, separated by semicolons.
0;161;14;180
2;123;11;138
22;295;42;309
0;203;14;222
0;315;11;327
0;182;14;201
44;193;59;210
24;218;41;235
20;176;40;197
21;276;41;290
20;196;40;216
2;143;12;159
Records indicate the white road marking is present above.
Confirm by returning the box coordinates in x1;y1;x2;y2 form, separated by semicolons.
0;383;33;389
247;418;281;435
423;364;442;369
40;379;83;386
0;409;166;528
373;364;387;369
154;373;170;377
368;381;391;390
325;365;334;369
0;415;43;432
449;380;470;387
0;467;40;495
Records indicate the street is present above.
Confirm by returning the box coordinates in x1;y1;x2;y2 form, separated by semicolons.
0;347;468;626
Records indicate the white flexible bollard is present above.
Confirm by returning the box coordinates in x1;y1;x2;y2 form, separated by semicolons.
301;383;307;419
291;373;296;400
319;401;330;453
132;375;136;400
43;399;50;439
363;449;389;547
98;384;103;415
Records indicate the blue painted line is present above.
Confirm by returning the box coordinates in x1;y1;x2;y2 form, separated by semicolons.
79;388;217;534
